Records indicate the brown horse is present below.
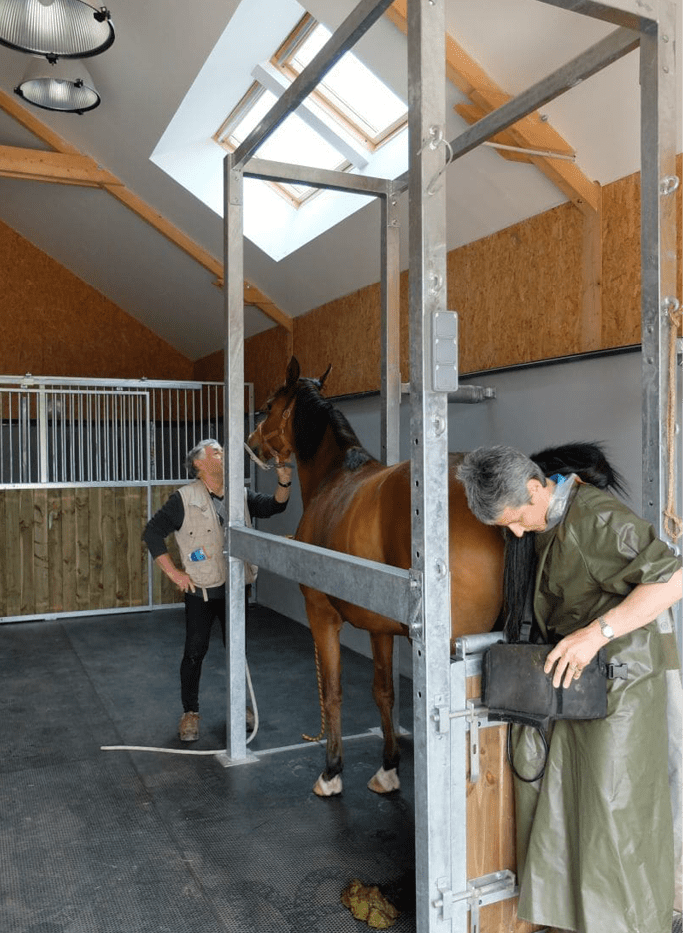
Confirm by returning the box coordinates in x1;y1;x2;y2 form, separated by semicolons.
247;357;504;796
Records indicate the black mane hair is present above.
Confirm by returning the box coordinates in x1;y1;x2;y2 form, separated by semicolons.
503;441;625;642
291;378;374;469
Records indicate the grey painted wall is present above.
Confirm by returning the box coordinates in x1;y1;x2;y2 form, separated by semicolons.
252;348;680;674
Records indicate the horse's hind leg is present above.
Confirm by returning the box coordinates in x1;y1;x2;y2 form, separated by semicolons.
367;631;401;794
304;590;345;797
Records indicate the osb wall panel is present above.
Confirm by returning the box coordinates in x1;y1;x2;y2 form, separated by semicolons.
242;159;682;401
451;201;584;373
603;155;683;346
602;171;641;347
0;219;193;381
291;282;383;398
244;326;292;409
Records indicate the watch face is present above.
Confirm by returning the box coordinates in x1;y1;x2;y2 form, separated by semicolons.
601;620;614;638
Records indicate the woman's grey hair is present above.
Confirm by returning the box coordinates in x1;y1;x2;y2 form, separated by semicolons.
457;445;546;524
185;439;221;478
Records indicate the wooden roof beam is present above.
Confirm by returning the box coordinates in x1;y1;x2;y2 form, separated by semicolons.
386;0;600;215
0;145;122;186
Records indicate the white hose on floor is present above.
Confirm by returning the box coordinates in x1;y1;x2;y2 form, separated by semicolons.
101;660;260;755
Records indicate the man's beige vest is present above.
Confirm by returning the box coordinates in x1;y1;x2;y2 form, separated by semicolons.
175;481;258;589
176;480;226;588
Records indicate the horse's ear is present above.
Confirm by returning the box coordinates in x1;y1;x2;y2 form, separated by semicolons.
317;364;332;390
285;357;300;388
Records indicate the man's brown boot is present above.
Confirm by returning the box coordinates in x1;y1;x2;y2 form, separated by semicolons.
179;711;200;742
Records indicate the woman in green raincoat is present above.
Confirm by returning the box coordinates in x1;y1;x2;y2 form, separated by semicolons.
458;445;682;933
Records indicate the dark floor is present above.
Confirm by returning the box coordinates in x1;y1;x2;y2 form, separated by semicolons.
0;605;416;933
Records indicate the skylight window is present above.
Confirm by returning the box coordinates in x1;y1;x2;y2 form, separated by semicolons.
152;0;410;262
275;15;408;150
214;12;408;209
216;82;350;206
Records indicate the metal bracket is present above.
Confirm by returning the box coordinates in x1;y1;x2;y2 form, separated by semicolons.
450;700;489;782
434;870;517;929
431;310;459;392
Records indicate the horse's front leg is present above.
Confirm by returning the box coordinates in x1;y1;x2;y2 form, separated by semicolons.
304;590;345;797
367;631;401;794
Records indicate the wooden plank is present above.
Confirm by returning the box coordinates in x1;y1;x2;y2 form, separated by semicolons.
88;488;104;610
47;488;64;613
466;675;543;933
61;488;77;613
32;488;50;614
115;488;130;608
150;484;183;606
4;491;22;616
101;486;117;609
18;489;35;615
0;491;6;616
125;486;145;607
74;487;90;611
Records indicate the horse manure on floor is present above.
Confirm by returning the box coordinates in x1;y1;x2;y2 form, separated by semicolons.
341;878;400;929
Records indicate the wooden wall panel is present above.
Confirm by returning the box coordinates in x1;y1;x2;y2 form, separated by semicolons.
292;282;383;398
0;487;154;619
451;202;584;374
601;170;641;349
150;484;184;607
243;327;292;410
0;219;194;381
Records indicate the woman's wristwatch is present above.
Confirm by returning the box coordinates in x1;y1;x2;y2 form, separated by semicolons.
598;616;614;640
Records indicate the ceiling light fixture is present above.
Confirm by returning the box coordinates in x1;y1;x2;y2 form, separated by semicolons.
14;57;101;113
0;0;114;62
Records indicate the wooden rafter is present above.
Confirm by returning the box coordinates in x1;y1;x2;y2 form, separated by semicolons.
0;90;293;334
386;0;600;215
0;145;122;186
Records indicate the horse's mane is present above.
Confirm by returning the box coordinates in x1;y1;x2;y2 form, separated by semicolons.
292;378;375;468
502;441;626;641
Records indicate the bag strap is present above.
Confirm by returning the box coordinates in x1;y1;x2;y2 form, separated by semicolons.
506;723;548;783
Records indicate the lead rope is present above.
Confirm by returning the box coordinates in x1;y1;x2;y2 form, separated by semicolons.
302;643;326;742
664;300;683;542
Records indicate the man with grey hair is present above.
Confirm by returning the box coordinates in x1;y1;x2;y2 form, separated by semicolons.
458;444;682;933
144;439;292;741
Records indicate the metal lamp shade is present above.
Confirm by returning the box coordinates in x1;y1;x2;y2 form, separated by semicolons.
0;0;114;61
15;57;101;112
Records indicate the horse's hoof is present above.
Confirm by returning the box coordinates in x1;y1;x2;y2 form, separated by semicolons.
312;773;343;797
367;766;400;794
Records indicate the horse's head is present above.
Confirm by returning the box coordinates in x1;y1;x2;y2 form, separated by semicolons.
247;356;332;464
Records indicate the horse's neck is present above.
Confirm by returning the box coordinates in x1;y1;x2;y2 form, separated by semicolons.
296;426;347;507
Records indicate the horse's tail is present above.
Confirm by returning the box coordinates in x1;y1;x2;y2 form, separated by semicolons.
502;441;625;642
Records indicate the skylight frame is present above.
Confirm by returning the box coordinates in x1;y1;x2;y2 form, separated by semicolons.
214;81;352;208
271;13;408;152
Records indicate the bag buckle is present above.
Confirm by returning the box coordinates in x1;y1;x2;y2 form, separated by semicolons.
606;661;628;680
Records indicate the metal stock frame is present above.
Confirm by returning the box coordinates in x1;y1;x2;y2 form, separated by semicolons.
223;1;680;930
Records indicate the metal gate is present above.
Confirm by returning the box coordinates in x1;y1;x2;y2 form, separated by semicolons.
0;374;228;622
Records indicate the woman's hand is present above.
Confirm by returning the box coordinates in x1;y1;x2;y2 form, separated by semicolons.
544;626;603;689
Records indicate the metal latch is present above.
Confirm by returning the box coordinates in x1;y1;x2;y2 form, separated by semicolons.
435;870;517;931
